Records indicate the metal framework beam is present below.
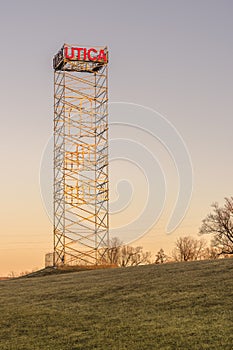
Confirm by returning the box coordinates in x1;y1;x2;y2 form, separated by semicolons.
53;44;109;266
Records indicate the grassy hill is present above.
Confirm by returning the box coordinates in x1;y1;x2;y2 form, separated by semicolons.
0;259;233;350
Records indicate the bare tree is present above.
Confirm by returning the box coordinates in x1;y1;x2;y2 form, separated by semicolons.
172;236;207;262
203;246;220;260
8;271;17;278
104;238;151;267
155;249;167;264
119;245;151;267
106;237;123;265
199;197;233;255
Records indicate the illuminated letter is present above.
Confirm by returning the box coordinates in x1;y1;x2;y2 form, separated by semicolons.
73;47;83;60
83;48;87;60
88;48;97;61
97;49;107;62
64;46;74;59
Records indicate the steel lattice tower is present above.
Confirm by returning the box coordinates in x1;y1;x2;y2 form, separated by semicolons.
53;44;109;266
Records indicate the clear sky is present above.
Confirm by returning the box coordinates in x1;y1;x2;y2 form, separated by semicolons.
0;0;233;275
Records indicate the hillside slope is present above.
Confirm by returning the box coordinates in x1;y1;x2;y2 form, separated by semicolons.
0;259;233;350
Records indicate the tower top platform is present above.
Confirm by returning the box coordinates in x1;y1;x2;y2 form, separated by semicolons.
53;43;108;73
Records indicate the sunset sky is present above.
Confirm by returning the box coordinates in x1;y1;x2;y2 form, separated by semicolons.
0;0;233;275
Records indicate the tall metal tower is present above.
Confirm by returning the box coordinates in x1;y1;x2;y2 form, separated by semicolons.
53;44;109;266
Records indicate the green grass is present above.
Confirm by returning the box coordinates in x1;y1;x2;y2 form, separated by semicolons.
0;259;233;350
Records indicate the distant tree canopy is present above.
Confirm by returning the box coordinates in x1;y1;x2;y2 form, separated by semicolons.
172;236;206;262
155;249;168;264
199;197;233;255
105;237;151;267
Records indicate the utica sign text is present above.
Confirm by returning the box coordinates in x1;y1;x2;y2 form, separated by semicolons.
64;47;107;62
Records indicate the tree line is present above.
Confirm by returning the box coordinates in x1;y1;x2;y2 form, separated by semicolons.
105;196;233;266
8;196;233;276
104;235;222;266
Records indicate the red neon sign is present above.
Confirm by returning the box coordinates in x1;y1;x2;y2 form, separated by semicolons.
64;46;107;63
